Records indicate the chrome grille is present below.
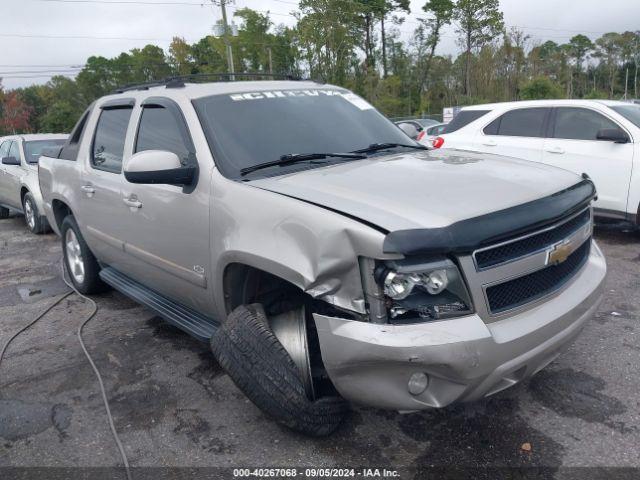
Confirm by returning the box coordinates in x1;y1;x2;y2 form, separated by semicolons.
485;239;591;313
462;207;593;318
474;209;591;270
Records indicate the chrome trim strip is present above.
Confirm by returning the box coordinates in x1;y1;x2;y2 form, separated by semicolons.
472;206;591;271
86;226;124;251
124;242;208;289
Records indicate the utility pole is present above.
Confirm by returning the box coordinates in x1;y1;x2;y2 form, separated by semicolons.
624;67;629;100
267;47;273;75
214;0;235;80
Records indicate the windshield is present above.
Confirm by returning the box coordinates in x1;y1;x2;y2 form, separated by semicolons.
610;105;640;128
416;118;439;128
193;88;415;179
24;139;66;163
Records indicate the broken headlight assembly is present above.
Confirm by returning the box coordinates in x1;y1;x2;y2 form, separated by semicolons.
375;258;473;322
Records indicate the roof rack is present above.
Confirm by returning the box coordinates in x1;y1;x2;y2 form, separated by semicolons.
113;72;306;94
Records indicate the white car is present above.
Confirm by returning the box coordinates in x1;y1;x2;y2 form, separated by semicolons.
433;100;640;224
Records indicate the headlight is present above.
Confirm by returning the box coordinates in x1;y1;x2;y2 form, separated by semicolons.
377;258;472;322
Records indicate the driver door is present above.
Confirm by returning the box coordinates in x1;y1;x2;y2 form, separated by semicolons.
118;97;213;314
542;107;633;214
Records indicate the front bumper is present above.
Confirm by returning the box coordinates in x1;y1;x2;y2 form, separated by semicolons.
313;242;606;411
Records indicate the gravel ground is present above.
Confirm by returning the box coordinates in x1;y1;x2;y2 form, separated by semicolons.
0;214;639;478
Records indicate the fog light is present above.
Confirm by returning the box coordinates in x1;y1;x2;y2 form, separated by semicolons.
408;372;429;395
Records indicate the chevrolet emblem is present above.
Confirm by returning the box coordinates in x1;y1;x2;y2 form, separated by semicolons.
547;240;574;265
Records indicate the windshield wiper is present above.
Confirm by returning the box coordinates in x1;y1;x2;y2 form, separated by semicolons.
240;152;367;176
351;142;428;154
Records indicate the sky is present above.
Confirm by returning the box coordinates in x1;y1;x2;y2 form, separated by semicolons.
1;0;639;90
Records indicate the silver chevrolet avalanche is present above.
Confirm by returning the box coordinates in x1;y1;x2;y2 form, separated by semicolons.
38;79;606;436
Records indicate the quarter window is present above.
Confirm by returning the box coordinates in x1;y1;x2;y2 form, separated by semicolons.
0;141;11;158
135;106;191;163
553;107;620;141
445;110;491;133
8;141;21;162
92;107;133;173
483;108;549;138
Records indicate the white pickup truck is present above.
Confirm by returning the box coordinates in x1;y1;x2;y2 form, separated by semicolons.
38;78;606;436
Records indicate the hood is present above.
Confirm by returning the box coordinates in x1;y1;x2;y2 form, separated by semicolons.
250;149;585;232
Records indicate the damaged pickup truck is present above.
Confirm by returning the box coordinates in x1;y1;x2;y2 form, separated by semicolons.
38;78;606;436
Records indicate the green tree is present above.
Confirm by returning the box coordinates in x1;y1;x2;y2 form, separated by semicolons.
416;0;455;91
595;33;622;97
168;37;195;75
379;1;410;77
520;76;564;100
41;101;80;132
297;0;362;84
454;0;504;96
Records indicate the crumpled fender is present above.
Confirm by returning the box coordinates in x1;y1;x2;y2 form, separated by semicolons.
211;172;402;319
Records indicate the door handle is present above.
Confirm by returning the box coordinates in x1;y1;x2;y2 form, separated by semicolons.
482;140;497;146
545;146;565;154
123;196;142;209
81;185;95;196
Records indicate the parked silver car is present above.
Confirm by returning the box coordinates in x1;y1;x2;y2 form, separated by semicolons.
38;79;606;436
0;134;68;233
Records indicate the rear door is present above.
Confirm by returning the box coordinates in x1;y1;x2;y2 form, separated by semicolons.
118;97;212;313
475;107;550;162
542;106;633;214
77;101;134;268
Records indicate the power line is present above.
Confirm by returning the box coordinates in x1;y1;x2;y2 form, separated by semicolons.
36;0;207;5
0;68;83;75
29;0;621;41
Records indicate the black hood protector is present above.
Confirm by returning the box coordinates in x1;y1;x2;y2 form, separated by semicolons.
383;178;596;256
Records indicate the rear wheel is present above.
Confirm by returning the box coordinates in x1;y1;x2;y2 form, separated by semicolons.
211;304;348;437
23;192;48;234
0;206;9;219
61;215;108;294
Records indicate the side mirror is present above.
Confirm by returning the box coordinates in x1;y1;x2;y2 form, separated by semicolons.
124;150;196;185
1;156;20;166
596;128;630;144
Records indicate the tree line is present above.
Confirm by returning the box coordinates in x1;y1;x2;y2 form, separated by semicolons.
0;0;638;135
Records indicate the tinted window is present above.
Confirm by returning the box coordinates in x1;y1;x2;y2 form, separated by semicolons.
92;107;133;173
194;88;415;179
135;106;191;163
610;105;640;128
444;110;490;133
484;108;548;137
24;139;66;163
426;125;446;135
554;107;619;141
416;118;439;128
60;106;92;161
8;141;20;161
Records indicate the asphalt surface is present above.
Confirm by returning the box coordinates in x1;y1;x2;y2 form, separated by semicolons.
0;214;639;477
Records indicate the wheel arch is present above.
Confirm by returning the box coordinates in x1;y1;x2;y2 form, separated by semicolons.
20;186;30;204
221;259;307;317
51;198;74;231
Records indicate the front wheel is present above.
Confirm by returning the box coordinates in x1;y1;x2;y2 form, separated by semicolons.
61;215;108;294
23;192;48;234
211;304;348;437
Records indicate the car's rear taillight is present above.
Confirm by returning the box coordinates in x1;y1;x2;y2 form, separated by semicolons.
432;137;444;149
416;130;426;141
